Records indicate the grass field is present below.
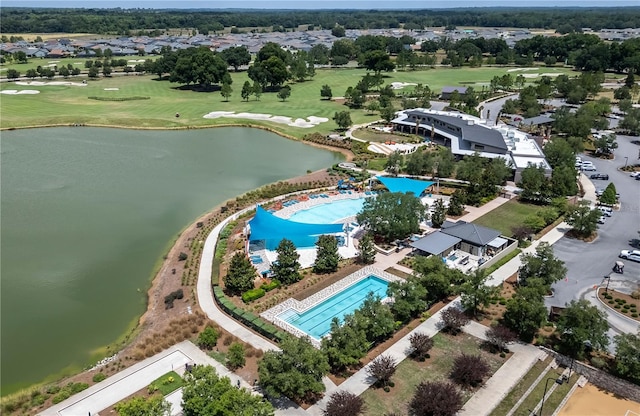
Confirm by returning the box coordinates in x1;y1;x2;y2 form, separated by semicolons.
361;332;507;416
472;199;542;237
0;55;159;75
1;65;580;138
489;356;552;416
511;368;579;416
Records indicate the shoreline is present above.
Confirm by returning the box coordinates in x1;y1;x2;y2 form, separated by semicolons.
1;122;352;400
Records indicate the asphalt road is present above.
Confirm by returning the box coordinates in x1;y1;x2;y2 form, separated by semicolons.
545;132;640;337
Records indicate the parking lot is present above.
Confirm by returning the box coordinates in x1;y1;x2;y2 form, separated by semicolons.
547;133;640;337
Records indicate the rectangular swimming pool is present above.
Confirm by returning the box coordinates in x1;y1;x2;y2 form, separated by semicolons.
277;275;389;340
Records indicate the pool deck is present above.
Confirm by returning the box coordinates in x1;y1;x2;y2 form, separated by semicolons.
260;266;404;347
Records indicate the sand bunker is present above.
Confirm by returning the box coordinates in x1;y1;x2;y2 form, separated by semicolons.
128;59;146;63
15;81;87;87
203;111;329;128
391;82;417;90
1;89;40;95
507;67;540;72
104;88;120;91
48;60;61;63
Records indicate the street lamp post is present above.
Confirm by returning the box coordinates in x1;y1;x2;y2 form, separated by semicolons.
624;156;629;168
539;377;564;416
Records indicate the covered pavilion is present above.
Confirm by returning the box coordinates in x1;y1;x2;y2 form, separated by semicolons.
376;176;434;196
247;206;344;250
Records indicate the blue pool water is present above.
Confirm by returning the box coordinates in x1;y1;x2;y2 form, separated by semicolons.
278;275;389;339
288;198;365;224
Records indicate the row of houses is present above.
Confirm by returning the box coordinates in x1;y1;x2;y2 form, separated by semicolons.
0;26;574;60
3;25;639;60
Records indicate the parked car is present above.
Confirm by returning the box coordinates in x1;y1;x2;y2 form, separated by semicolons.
581;164;597;172
590;173;609;180
598;216;606;224
596;188;604;196
619;250;640;262
630;172;640;178
598;206;612;216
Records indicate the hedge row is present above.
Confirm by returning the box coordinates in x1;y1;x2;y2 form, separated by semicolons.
213;285;287;343
260;280;280;292
88;96;151;101
242;288;266;303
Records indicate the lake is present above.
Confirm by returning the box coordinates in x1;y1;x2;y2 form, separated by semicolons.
0;126;343;394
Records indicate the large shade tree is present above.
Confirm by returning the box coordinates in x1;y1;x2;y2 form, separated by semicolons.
613;330;640;384
517;242;566;288
169;46;230;88
556;299;609;359
182;365;274;416
258;335;330;402
356;192;426;243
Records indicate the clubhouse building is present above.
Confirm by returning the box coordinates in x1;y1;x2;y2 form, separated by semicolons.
391;108;552;182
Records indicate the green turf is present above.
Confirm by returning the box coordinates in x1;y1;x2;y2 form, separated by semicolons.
472;199;543;237
361;332;507;416
489;356;552;416
149;371;184;396
0;55;158;74
0;66;580;138
511;368;578;416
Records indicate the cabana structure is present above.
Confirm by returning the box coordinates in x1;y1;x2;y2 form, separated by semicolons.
376;176;434;196
247;206;344;250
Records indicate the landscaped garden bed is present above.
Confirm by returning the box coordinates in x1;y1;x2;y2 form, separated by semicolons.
361;332;509;415
598;288;640;321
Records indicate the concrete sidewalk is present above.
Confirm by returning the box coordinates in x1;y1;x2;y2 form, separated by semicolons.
40;341;252;416
459;322;548;416
196;206;280;353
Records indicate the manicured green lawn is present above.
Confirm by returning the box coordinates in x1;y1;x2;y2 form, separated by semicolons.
149;371;184;396
0;66;580;139
361;332;507;416
472;199;542;237
489;356;552;416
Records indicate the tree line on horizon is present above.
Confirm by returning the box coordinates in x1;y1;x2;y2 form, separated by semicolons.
1;7;640;35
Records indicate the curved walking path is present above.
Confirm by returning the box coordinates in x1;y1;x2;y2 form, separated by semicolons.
196;205;280;352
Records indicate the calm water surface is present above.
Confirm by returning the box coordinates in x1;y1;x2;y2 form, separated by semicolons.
0;127;342;394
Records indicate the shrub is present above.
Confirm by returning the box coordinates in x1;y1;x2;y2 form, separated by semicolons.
632;313;638;318
450;354;490;387
197;326;219;350
92;372;107;383
260;280;280;292
590;356;607;369
409;381;463;416
164;289;184;309
608;300;615;304
440;308;470;334
485;325;516;352
409;332;434;361
366;355;396;388
226;342;246;370
178;252;188;261
323;391;365;416
615;304;621;309
242;288;266;303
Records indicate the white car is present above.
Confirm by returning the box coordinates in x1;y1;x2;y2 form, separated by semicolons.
598;216;606;224
619;250;640;262
598;207;612;216
581;165;597;172
630;172;640;178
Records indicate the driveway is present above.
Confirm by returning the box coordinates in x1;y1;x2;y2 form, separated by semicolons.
546;133;640;337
